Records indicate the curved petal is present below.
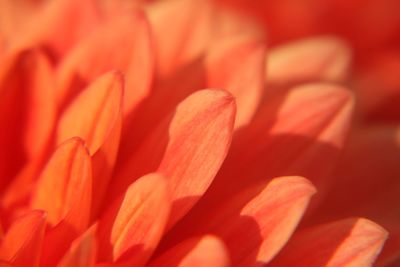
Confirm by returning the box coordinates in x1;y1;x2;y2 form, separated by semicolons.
30;137;92;232
206;35;266;128
269;218;388;267
148;235;230;267
113;89;235;229
97;173;170;266
0;211;46;267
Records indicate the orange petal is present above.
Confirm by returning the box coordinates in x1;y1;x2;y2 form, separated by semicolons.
97;173;170;266
165;176;316;266
148;235;230;267
113;89;235;229
0;211;46;267
11;0;100;58
269;218;388;267
267;36;351;90
57;11;154;114
214;83;354;202
57;71;123;217
306;125;400;265
145;0;214;76
205;35;266;128
0;49;55;192
57;226;97;267
30;137;92;232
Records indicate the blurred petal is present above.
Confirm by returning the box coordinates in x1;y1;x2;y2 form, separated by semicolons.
31;137;92;232
57;11;153;114
97;173;170;266
165;176;315;266
57;71;123;216
0;49;55;193
206;35;266;128
113;89;235;229
0;211;46;267
148;235;230;267
11;0;100;57
57;226;97;267
269;218;388;267
267;36;351;90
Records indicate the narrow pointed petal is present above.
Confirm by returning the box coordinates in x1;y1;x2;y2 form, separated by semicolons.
57;72;123;216
148;236;230;267
0;211;46;267
113;89;235;229
30;137;92;231
0;49;55;193
267;36;351;89
57;226;97;267
206;36;266;128
57;12;153;114
269;218;388;267
97;173;170;266
166;176;316;266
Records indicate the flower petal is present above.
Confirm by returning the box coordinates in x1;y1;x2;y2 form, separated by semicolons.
164;176;315;266
11;0;100;58
205;35;266;128
269;218;388;267
267;36;351;90
0;211;46;267
57;11;153;115
148;235;230;267
113;89;235;229
30;137;92;232
0;49;55;195
216;83;353;201
57;71;123;217
57;226;97;267
97;173;170;266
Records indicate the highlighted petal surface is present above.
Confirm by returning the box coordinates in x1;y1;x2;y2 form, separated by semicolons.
269;218;388;267
97;173;170;266
148;235;230;267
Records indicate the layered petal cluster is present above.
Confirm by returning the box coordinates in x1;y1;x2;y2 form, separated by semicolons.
0;0;395;266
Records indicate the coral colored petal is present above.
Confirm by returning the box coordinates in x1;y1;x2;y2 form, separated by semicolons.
148;236;230;267
166;176;316;266
97;173;170;266
216;83;354;200
206;35;266;128
114;89;235;229
11;0;100;57
267;36;351;89
269;218;388;267
57;226;97;267
30;137;92;232
57;72;123;216
145;0;214;76
57;11;153;114
0;49;55;192
0;211;46;267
